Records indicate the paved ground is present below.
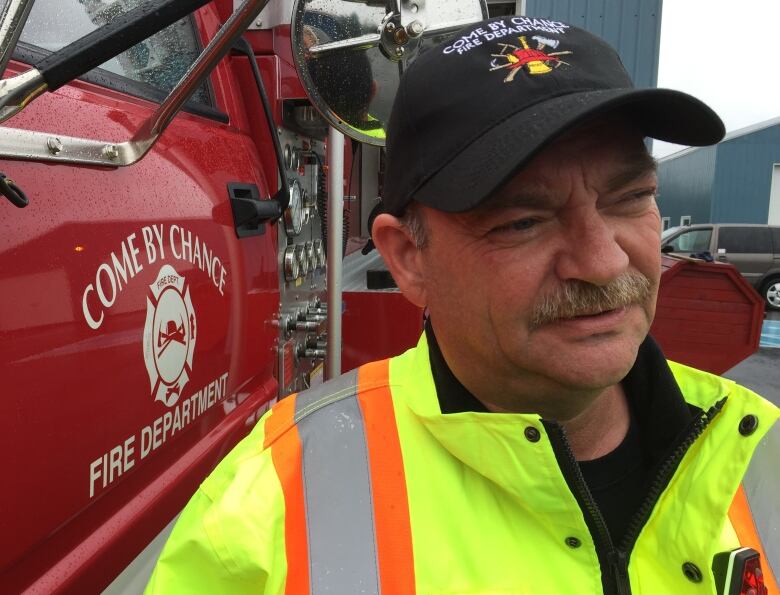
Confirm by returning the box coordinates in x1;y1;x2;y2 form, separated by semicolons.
722;311;779;568
761;318;780;348
722;310;780;406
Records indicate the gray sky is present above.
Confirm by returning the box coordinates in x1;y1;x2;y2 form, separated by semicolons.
654;0;780;157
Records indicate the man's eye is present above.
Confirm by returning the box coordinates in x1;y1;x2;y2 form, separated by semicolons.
605;188;657;213
623;189;657;202
493;218;538;234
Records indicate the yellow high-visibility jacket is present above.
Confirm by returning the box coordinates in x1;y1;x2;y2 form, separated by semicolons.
147;333;778;594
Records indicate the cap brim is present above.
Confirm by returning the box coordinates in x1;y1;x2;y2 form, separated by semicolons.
415;88;725;213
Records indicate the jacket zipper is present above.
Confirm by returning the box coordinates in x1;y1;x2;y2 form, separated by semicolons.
618;397;727;553
546;422;629;595
544;396;726;595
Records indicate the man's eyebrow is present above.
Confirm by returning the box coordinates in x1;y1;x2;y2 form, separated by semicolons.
482;185;557;210
479;152;658;213
605;153;658;193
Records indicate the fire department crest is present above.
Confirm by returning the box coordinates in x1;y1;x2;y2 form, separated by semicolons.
143;265;196;407
490;35;572;82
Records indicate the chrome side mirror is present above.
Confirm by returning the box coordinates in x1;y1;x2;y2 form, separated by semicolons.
290;0;488;146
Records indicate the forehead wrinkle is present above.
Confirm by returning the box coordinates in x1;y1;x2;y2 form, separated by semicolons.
604;152;658;193
470;133;654;217
480;162;571;213
484;184;558;211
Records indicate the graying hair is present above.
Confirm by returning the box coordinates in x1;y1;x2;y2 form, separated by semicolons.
398;202;428;249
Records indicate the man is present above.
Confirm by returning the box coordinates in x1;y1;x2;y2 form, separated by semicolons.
147;17;778;594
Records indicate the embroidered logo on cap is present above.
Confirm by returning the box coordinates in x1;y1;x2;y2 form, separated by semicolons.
490;36;572;82
443;18;570;56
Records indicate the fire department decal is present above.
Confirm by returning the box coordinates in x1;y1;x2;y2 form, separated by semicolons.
443;17;570;55
143;265;196;407
82;225;231;500
490;36;573;82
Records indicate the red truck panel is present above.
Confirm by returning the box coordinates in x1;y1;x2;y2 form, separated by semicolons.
0;8;281;592
342;291;423;373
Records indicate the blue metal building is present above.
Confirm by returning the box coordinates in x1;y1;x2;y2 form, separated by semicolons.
657;118;780;229
522;0;663;88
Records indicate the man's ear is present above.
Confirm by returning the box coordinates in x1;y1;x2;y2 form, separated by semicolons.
371;213;427;308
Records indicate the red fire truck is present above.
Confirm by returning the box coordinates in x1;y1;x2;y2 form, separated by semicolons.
0;0;489;592
0;1;765;593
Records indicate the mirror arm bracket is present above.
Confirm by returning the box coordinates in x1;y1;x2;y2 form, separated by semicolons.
0;68;46;121
0;0;37;80
147;0;273;139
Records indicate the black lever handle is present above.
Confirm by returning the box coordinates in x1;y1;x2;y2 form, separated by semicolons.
228;182;281;238
0;173;28;208
36;0;211;91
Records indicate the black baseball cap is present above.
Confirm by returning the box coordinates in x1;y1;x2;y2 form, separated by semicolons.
382;16;725;215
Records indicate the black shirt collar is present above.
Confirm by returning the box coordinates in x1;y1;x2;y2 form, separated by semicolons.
425;320;697;467
426;321;489;414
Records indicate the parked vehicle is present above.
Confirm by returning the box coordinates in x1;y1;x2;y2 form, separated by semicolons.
662;223;780;310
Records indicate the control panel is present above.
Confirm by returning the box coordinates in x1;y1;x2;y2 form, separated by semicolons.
277;128;329;397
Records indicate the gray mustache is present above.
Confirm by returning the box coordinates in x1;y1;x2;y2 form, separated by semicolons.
530;273;653;328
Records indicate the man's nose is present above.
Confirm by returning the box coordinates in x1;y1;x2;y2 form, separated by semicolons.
554;210;629;285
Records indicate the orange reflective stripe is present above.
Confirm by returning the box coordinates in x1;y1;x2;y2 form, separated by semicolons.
358;360;416;594
265;396;310;595
728;484;778;593
264;395;295;446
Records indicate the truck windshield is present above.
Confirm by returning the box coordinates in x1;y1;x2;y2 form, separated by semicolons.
664;227;713;253
17;0;208;103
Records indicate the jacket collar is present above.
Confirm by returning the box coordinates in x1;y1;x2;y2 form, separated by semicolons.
390;325;777;549
423;321;699;470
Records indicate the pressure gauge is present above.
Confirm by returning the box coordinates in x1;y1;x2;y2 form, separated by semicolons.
283;246;299;282
295;243;309;277
304;241;316;271
313;239;326;269
284;179;304;236
301;189;311;226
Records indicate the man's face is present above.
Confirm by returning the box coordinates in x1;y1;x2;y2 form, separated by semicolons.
417;122;661;413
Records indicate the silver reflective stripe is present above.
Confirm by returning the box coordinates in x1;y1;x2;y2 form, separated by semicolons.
742;423;779;574
295;369;381;595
